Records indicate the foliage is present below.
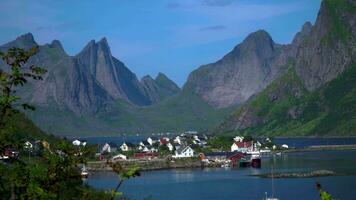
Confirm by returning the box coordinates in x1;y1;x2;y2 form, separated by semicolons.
207;136;233;151
28;88;235;136
0;47;111;199
323;0;355;44
219;63;356;136
0;46;47;125
109;162;140;199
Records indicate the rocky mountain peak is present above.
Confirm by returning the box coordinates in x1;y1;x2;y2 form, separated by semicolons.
244;29;273;44
141;75;154;82
241;30;274;47
292;22;313;46
49;40;65;52
1;32;37;50
295;0;356;90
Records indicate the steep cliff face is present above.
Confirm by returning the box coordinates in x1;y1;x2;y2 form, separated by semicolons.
75;39;150;106
295;0;356;90
141;73;180;104
0;34;180;115
184;30;298;108
216;0;356;136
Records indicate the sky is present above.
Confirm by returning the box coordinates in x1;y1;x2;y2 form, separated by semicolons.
0;0;321;86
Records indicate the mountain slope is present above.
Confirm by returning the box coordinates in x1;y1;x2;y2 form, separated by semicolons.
295;0;356;90
215;0;356;136
141;73;180;104
183;30;300;108
26;90;231;136
216;63;356;136
75;38;151;106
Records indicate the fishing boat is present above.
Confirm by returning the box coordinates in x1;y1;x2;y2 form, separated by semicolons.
81;165;89;179
239;154;261;168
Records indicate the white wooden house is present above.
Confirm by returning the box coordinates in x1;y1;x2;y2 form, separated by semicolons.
173;146;194;158
167;143;174;151
102;143;111;153
231;141;253;153
120;142;135;152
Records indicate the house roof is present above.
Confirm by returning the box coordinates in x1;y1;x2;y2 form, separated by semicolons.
141;141;150;146
176;146;193;154
122;142;136;147
160;138;169;145
234;141;253;148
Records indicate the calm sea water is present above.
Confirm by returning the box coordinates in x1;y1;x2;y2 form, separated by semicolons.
86;150;356;200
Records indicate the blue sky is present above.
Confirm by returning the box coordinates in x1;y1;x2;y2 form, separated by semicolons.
0;0;321;86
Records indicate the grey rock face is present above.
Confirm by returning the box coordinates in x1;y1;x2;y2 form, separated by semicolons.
292;22;313;47
75;38;150;106
141;73;180;104
0;33;179;114
295;0;356;90
184;30;297;108
0;33;37;50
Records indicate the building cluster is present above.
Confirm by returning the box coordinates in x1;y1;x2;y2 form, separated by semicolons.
73;131;209;161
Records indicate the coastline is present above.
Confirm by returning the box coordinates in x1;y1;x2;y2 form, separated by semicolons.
86;145;356;172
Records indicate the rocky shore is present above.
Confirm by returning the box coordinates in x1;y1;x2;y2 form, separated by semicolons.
253;170;339;178
85;158;221;171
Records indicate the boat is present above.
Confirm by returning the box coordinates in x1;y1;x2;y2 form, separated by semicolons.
239;155;261;168
81;165;89;179
221;162;230;168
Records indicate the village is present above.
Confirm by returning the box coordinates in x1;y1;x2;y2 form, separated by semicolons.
70;132;290;171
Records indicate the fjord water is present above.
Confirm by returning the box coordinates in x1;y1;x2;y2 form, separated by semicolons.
87;150;356;200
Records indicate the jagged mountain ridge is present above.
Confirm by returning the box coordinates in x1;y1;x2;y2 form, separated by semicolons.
0;34;180;114
141;73;180;104
183;26;307;108
295;0;356;91
215;0;356;136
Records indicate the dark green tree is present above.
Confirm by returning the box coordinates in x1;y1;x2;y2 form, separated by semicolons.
0;46;46;126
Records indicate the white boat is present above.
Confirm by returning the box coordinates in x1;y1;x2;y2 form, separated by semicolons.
221;163;230;168
246;150;260;156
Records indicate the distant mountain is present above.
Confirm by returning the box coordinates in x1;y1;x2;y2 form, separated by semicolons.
183;29;299;108
75;38;151;106
215;0;356;136
141;73;180;104
0;34;180;115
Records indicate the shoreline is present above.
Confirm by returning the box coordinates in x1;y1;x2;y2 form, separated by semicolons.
86;145;356;172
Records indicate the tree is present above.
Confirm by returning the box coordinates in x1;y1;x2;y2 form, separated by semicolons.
0;47;112;199
109;162;140;200
0;46;46;126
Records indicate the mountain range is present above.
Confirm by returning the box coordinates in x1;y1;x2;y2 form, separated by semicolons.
0;0;355;136
216;0;356;136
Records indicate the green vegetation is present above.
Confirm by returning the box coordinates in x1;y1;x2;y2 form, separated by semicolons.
29;88;233;136
220;63;356;136
323;0;355;45
208;136;234;151
0;47;138;199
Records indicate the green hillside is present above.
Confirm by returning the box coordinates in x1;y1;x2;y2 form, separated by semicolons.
28;91;233;136
217;63;356;136
0;111;57;144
